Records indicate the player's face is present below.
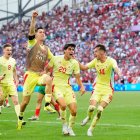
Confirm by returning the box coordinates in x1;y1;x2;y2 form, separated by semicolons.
93;47;102;60
64;46;75;60
3;47;12;58
36;29;46;41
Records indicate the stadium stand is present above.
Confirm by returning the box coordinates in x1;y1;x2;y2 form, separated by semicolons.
0;0;140;85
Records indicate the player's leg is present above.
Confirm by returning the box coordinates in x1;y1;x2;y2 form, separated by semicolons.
49;96;60;116
38;74;52;105
0;86;4;114
11;95;20;117
81;93;99;126
65;88;77;136
18;72;39;130
9;84;20;118
57;97;68;135
87;94;113;136
67;102;77;136
28;92;44;121
54;86;68;135
34;93;43;119
87;101;107;136
17;95;31;130
7;84;26;129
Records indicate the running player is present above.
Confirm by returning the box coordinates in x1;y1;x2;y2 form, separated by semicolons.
0;44;20;118
80;44;121;136
47;43;85;136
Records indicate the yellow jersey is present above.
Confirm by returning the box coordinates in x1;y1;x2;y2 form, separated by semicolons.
87;57;118;90
48;55;80;86
26;38;53;72
0;56;16;84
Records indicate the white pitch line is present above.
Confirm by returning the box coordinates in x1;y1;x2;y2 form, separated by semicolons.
1;120;140;128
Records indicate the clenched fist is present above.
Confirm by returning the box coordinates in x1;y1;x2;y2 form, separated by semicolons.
32;11;38;18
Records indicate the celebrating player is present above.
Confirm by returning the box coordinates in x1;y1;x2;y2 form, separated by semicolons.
47;43;85;136
17;11;53;130
80;44;121;136
0;43;20;117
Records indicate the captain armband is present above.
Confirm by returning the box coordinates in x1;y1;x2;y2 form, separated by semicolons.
28;35;35;40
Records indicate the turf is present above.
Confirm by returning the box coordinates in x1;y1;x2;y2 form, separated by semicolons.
0;91;140;140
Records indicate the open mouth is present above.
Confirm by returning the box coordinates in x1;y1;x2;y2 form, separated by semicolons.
70;54;73;56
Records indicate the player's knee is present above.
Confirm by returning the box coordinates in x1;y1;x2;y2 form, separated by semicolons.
97;106;104;118
71;112;76;116
23;100;30;106
13;100;19;105
70;109;77;116
88;105;96;112
60;105;66;111
37;98;43;104
97;106;104;112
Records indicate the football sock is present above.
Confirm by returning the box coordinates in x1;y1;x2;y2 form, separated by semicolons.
69;114;76;128
54;103;60;112
60;109;67;124
19;112;24;120
15;104;20;117
35;108;40;117
89;106;103;130
5;98;9;105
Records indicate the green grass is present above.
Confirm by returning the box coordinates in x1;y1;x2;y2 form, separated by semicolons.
0;91;140;140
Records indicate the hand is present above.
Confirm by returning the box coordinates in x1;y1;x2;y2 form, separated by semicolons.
80;85;85;96
32;11;38;18
0;74;6;81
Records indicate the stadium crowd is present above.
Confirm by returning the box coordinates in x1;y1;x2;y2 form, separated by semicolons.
0;0;140;84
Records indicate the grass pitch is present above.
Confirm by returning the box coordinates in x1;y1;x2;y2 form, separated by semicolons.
0;91;140;140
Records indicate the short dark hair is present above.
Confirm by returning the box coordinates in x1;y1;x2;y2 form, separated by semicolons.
63;43;76;50
35;27;44;32
3;43;12;49
94;44;106;52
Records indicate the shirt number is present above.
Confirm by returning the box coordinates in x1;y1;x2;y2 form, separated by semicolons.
58;66;66;73
8;65;11;70
99;69;105;75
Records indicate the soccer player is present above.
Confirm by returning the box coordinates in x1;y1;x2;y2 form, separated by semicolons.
47;43;85;136
28;85;60;121
0;43;20;117
17;11;53;130
80;44;121;136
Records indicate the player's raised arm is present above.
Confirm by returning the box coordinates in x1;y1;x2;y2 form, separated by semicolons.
75;73;85;96
29;11;38;36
